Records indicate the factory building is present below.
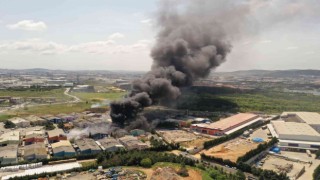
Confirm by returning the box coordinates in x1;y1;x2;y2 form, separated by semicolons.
190;113;261;136
74;138;101;155
97;137;124;152
23;142;47;161
268;112;320;152
119;136;149;150
0;131;20;146
9;117;30;128
51;140;76;157
47;129;67;143
0;144;18;165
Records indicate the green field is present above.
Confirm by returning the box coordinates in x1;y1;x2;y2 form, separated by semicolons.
70;91;127;101
177;89;320;113
0;88;72;101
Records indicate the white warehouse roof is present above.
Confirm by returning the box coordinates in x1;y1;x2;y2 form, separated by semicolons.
272;121;320;142
281;112;320;125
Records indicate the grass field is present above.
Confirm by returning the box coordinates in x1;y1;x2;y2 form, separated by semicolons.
70;91;127;102
0;88;71;101
177;89;320;113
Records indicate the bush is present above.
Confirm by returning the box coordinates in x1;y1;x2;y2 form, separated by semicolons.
140;158;152;168
177;164;189;177
4;120;16;129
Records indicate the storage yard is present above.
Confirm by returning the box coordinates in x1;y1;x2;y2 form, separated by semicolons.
157;130;198;144
259;151;320;180
260;155;306;179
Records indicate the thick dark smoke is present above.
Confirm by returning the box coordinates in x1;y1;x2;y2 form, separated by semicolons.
110;0;251;129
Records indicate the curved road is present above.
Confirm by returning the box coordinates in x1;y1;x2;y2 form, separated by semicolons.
64;88;81;102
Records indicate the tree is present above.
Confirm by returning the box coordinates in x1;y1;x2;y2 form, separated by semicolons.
316;149;320;159
235;170;246;180
4;120;16;129
177;163;189;177
57;122;64;129
140;158;152;168
313;165;320;180
45;121;55;130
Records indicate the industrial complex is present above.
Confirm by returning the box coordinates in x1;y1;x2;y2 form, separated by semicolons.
190;113;262;135
268;112;320;152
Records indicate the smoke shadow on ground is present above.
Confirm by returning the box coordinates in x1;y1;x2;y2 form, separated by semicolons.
175;87;240;112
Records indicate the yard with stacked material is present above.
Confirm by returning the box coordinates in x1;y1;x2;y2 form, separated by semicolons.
157;130;198;144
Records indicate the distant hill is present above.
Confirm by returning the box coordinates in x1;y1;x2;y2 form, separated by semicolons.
214;69;320;78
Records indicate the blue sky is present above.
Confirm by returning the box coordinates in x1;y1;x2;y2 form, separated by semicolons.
0;0;319;71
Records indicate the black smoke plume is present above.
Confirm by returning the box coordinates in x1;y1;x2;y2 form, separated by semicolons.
110;0;251;129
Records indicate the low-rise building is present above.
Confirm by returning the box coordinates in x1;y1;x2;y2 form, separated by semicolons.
24;115;46;126
0;131;20;146
0;144;18;165
191;113;261;136
47;129;67;143
42;115;63;124
9;117;30;128
267;112;320;152
119;136;149;150
97;137;124;152
24;133;45;145
51;140;76;157
74;138;101;155
23;142;47;161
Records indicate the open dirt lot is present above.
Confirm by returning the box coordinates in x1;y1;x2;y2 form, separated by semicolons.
180;136;212;148
125;166;202;180
157;130;199;144
249;128;270;142
201;137;261;162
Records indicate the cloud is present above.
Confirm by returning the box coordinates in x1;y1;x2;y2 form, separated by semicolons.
0;39;66;55
260;40;272;43
0;38;153;55
286;46;299;50
108;33;125;40
6;20;47;31
140;18;153;25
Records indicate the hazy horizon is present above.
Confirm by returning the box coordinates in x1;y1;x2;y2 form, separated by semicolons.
0;0;319;72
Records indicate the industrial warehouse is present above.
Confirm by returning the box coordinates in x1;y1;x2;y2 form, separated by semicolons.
268;112;320;152
190;113;262;136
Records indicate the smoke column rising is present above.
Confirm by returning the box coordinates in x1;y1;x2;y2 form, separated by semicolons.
110;0;252;128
